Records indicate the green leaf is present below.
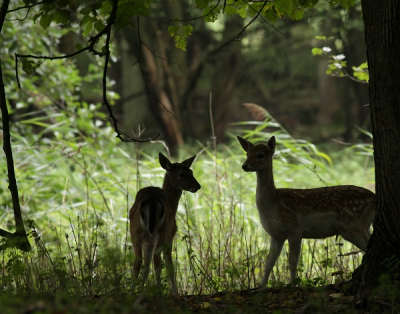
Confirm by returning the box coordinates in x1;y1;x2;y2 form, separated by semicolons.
315;35;327;41
94;20;105;32
32;13;41;23
316;152;332;166
311;48;323;56
57;0;69;8
22;59;36;76
224;5;237;16
100;0;113;14
338;0;356;9
264;8;278;23
237;5;247;18
83;22;93;37
352;62;369;82
182;25;193;37
79;7;91;15
195;0;212;9
203;6;220;22
175;35;187;51
168;25;178;37
54;9;71;24
80;14;93;27
39;13;53;30
275;0;292;15
289;7;304;20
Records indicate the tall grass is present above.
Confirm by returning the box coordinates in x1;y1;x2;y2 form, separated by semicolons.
0;114;374;297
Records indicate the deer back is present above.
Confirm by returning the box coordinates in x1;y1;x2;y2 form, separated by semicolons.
237;135;376;239
130;187;177;245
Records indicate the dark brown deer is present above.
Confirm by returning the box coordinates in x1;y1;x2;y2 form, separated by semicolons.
129;153;201;294
237;135;375;287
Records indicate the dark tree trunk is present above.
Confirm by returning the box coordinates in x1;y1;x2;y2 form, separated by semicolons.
0;0;31;252
353;0;400;293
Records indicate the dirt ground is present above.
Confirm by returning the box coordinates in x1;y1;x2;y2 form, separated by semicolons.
6;282;398;314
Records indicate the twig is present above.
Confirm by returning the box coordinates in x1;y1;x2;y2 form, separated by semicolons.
136;16;187;126
330;72;368;84
6;0;49;22
6;0;49;14
213;0;268;55
165;0;221;23
14;0;157;143
243;0;283;36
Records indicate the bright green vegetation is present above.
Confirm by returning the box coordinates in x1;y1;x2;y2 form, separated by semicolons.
0;110;374;297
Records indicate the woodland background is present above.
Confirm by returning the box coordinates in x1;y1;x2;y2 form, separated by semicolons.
1;0;394;313
3;1;369;149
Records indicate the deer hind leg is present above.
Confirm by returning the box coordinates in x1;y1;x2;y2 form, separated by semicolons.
261;237;285;288
163;241;178;295
288;236;302;284
153;246;162;288
132;240;142;281
340;228;370;252
141;243;155;288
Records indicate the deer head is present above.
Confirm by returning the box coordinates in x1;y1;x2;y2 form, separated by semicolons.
159;153;201;193
237;136;275;172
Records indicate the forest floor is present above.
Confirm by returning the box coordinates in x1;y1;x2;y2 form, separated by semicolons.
4;282;397;314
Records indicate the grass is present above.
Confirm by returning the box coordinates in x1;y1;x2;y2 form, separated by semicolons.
0;117;375;311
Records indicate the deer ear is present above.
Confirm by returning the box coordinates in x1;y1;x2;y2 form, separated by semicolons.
181;155;196;168
237;136;254;152
267;136;276;156
159;153;172;170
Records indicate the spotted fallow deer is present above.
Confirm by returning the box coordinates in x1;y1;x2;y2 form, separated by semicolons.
237;135;375;287
129;153;201;294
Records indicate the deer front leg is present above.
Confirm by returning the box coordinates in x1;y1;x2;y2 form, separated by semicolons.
163;241;178;295
261;237;285;288
288;236;302;284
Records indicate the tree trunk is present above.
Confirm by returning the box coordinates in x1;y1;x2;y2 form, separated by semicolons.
353;0;400;293
0;0;31;252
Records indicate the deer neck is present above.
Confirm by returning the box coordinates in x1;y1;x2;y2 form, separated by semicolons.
162;177;182;214
255;160;277;208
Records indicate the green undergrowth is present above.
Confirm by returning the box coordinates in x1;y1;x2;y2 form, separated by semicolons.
0;112;374;298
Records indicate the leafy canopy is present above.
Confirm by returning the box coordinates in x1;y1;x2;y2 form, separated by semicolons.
23;0;357;51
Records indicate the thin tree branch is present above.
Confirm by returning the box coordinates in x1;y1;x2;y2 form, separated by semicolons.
14;0;156;142
243;0;283;36
165;0;221;23
101;0;159;142
15;28;107;89
213;0;268;55
330;72;369;84
6;0;49;14
6;0;50;22
140;41;186;75
136;16;187;126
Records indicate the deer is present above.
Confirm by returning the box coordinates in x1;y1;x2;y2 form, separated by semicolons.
129;153;201;295
237;135;376;287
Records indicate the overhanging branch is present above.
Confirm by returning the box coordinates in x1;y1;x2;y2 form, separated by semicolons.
14;0;158;143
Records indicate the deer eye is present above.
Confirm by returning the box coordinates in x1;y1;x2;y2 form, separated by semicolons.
179;173;186;178
257;153;264;159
